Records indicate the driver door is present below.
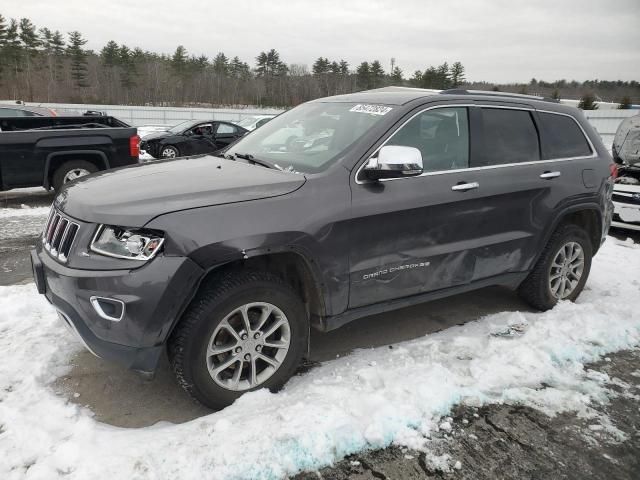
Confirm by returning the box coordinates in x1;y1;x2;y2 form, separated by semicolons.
188;123;216;154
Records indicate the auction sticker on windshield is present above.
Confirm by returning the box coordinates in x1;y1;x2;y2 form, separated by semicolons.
350;104;393;115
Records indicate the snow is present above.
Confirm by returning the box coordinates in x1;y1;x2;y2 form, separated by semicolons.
0;205;50;243
0;239;639;479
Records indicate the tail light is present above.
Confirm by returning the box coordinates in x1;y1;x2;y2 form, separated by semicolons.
130;135;140;157
48;109;58;117
609;163;618;180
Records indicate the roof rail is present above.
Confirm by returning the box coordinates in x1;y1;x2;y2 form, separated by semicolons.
440;89;560;103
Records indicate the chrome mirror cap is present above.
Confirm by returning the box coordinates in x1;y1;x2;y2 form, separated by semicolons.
363;145;423;181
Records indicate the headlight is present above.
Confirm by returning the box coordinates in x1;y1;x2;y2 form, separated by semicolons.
90;225;164;261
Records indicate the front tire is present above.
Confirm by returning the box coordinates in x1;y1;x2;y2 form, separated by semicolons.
518;224;593;310
168;270;308;409
160;145;180;158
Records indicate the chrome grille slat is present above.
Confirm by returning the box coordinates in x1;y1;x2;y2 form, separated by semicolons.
42;207;81;264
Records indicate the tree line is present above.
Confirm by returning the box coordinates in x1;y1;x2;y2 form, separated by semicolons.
0;13;638;108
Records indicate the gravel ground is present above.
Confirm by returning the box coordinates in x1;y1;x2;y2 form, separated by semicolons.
294;350;640;480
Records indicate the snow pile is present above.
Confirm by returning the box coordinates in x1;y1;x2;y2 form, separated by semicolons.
0;205;50;219
0;239;639;479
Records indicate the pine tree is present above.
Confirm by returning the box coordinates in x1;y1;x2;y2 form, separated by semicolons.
67;31;89;89
312;57;330;75
618;96;632;109
50;31;65;81
410;70;422;87
170;45;188;76
450;62;465;87
356;61;370;89
338;60;349;75
370;60;384;88
390;66;403;84
435;62;450;89
0;14;8;83
212;52;229;76
578;92;598;110
551;88;560;100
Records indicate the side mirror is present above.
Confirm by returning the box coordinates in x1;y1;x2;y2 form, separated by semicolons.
362;145;423;181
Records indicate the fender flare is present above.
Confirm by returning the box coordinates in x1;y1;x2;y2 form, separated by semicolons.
534;202;603;267
43;150;110;189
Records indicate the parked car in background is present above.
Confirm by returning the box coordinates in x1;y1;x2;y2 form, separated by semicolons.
140;120;248;159
234;115;276;131
611;113;640;231
0;102;81;118
0;103;59;117
0;115;139;191
32;88;614;409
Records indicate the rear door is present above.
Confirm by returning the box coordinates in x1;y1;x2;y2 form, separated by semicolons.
213;123;241;150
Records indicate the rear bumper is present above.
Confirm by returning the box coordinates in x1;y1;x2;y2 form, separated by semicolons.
32;246;203;373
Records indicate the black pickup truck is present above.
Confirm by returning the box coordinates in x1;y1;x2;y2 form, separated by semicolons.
0;116;139;191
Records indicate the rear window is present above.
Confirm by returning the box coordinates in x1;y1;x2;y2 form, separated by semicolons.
476;108;540;166
538;112;592;159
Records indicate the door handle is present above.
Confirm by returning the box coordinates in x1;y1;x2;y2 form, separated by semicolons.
451;182;479;191
540;171;561;179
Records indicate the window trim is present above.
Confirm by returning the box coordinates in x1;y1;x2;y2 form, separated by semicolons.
354;104;597;185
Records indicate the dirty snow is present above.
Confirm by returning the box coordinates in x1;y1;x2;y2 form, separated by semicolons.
0;205;50;242
0;239;639;479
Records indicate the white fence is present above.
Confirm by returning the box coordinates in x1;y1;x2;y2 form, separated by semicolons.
4;100;637;149
28;102;285;127
581;109;637;149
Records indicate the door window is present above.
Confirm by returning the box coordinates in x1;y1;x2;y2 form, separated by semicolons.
476;108;540;166
386;107;469;172
216;123;236;135
538;112;592;159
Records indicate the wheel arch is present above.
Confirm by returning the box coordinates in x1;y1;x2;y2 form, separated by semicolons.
167;249;327;343
44;150;109;189
544;204;603;258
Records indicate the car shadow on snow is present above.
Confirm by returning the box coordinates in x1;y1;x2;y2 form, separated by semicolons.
54;285;532;428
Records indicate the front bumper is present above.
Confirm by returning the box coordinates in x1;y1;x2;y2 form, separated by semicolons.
32;246;203;373
612;200;640;231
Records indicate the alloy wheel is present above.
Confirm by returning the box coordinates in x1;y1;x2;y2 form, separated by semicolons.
62;168;91;184
548;241;585;299
206;302;291;391
161;147;178;158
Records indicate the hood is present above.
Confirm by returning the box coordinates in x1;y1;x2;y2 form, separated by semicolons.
55;155;306;226
141;131;172;142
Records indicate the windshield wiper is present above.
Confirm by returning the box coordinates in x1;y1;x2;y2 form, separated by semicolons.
230;153;278;170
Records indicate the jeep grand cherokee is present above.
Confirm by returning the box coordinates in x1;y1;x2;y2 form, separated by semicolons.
32;87;615;409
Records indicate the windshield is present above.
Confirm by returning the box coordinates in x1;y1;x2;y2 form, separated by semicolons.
169;120;198;134
225;102;392;173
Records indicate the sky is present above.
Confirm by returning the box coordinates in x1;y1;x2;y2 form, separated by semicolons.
2;0;639;83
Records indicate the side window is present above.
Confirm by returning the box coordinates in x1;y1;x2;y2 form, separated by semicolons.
386;107;469;172
216;123;236;135
476;108;540;166
256;118;270;128
538;112;592;158
0;108;26;117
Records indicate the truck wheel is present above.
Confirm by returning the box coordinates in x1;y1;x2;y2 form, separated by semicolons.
168;270;309;410
52;160;98;191
518;224;593;310
160;145;180;158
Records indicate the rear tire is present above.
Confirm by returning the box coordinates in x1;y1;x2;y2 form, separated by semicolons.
168;270;308;410
51;160;98;192
518;224;593;310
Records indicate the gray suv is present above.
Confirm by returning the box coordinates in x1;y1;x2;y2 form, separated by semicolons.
32;88;614;409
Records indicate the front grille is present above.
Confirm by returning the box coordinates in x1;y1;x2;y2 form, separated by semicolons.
43;207;80;263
